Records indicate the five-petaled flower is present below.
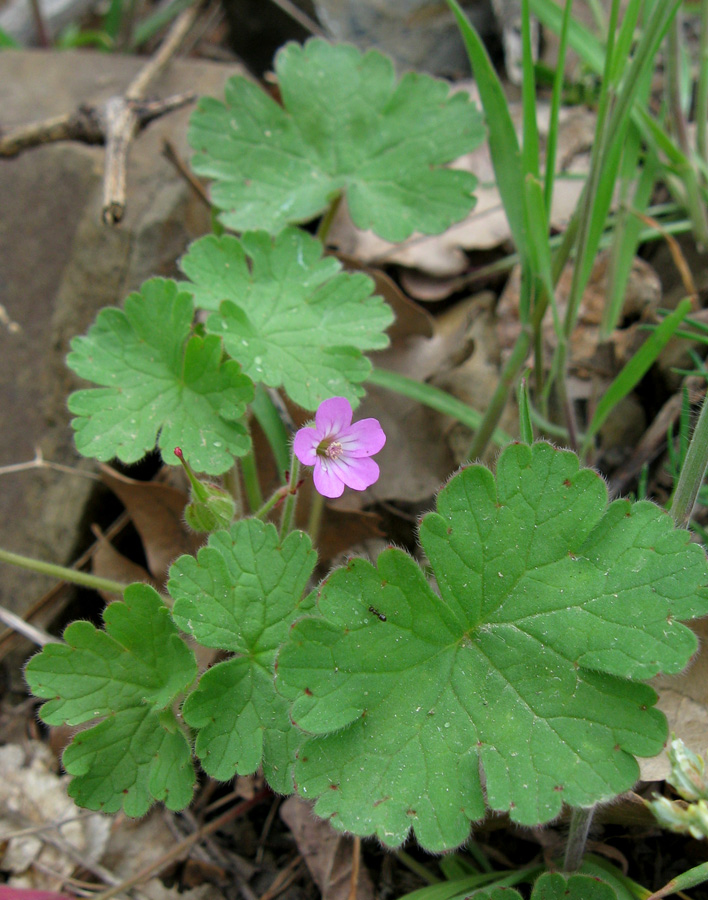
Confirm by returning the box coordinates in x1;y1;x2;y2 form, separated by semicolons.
293;397;386;499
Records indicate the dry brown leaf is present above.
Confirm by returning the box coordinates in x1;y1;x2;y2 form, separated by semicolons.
280;796;375;900
333;294;502;503
640;618;708;781
90;524;156;601
100;465;202;585
336;254;434;342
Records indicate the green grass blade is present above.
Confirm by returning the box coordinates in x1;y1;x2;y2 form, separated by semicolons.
103;0;125;42
602;142;659;337
446;0;527;257
530;0;605;72
521;0;540;181
647;859;708;898
582;298;693;454
518;377;534;443
367;367;513;448
544;0;575;214
250;384;290;481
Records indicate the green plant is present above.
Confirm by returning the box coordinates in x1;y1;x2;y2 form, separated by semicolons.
4;19;708;899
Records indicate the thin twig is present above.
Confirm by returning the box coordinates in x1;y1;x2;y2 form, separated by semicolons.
0;810;96;840
0;2;201;224
258;856;304;900
126;1;201;100
629;207;698;301
163;138;211;206
92;791;270;900
0;108;104;157
266;0;325;36
101;90;195;223
28;0;50;45
0;446;102;480
0;603;61;645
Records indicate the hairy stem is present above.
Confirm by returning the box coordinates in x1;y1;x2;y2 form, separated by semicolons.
279;452;301;541
239;448;263;513
0;547;127;596
563;805;595;872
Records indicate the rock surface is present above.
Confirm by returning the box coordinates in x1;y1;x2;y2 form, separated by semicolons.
0;50;243;643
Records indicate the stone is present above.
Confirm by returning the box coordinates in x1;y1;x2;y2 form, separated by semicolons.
0;51;244;643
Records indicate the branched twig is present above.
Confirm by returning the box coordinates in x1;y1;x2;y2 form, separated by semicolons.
0;1;201;223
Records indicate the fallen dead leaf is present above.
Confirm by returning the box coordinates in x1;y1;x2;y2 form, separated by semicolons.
641;618;708;781
280;796;375;900
100;466;202;586
90;524;156;600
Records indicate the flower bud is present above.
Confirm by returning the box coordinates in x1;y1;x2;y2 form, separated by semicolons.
174;447;236;533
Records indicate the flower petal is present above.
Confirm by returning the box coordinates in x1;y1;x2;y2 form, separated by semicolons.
315;397;352;438
293;427;319;466
333;455;380;492
313;458;345;498
338;418;386;457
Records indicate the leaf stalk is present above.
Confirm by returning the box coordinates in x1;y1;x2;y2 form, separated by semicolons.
0;547;128;596
563;805;595;872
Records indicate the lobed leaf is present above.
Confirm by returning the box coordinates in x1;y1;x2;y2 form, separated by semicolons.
169;519;317;792
477;872;618;900
276;442;708;850
188;38;484;241
179;228;393;410
25;584;197;816
67;278;254;474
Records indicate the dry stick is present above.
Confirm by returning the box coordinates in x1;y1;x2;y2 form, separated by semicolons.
163;138;211;207
630;207;698;301
266;0;325;36
258;856;304;900
28;0;50;46
92;791;270;900
102;1;201;223
0;108;105;157
101;90;195;223
0;603;60;645
0;2;201;223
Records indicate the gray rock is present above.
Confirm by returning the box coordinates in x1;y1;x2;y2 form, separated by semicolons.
0;51;244;644
311;0;499;77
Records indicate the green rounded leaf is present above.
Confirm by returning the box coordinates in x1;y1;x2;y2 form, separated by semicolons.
67;278;254;474
180;228;393;410
276;443;708;850
531;872;617;900
25;584;197;816
188;38;484;241
169;519;317;792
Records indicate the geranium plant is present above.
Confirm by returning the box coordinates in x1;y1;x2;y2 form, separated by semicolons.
5;7;708;898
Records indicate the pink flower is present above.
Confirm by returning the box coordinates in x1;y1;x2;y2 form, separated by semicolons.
293;397;386;499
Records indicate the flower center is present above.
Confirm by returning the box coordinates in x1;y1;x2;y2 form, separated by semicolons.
317;438;343;461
